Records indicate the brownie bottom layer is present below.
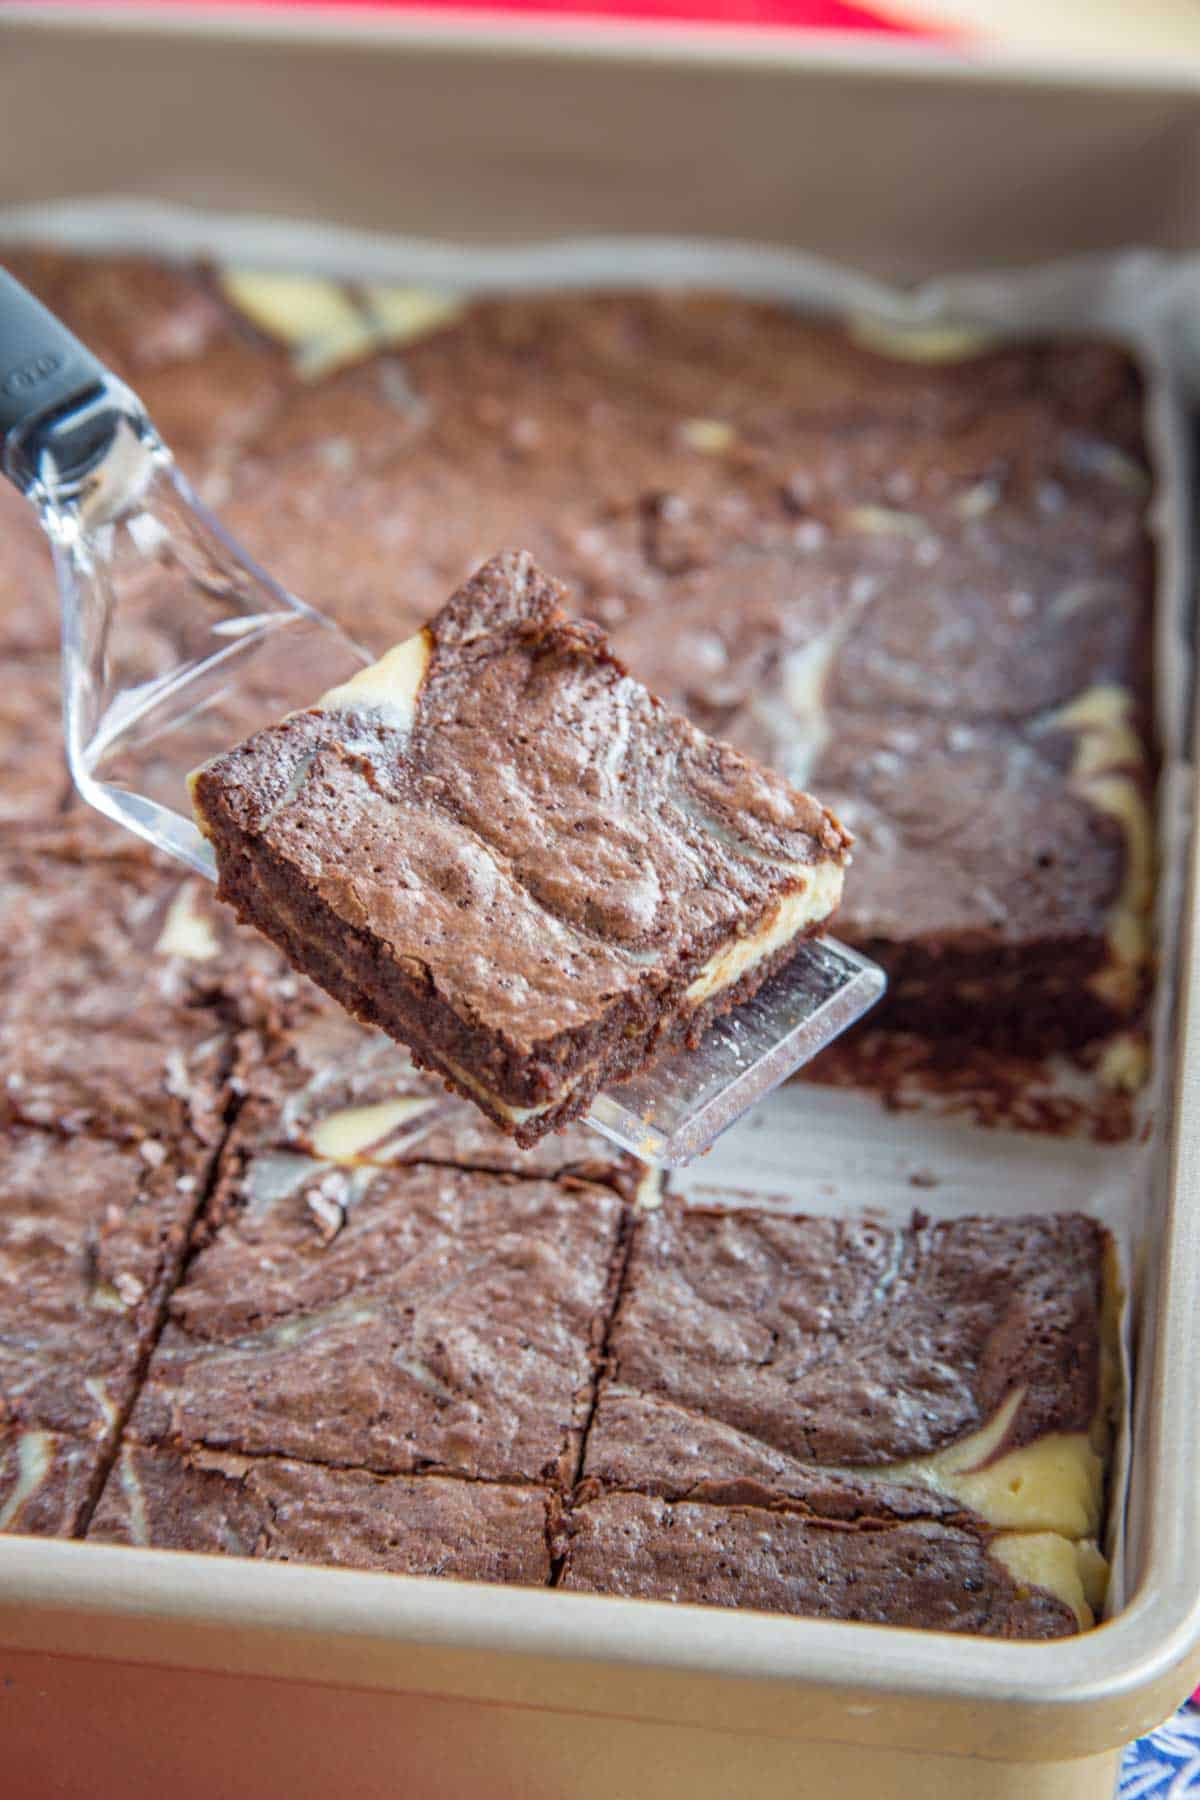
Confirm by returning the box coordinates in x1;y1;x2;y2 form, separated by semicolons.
421;926;831;1146
210;827;834;1146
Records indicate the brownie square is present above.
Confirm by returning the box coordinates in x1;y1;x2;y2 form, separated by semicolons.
127;1157;624;1484
582;1204;1110;1537
811;707;1153;1046
190;552;850;1143
90;1443;551;1585
568;1202;1112;1637
0;1127;206;1443
557;1493;1084;1638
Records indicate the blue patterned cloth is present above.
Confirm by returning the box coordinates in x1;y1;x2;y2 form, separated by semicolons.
1121;1700;1200;1797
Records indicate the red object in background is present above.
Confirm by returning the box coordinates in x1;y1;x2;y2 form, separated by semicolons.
10;0;948;35
281;0;929;27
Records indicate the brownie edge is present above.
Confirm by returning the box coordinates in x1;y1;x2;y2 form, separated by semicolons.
90;1444;552;1586
557;1493;1082;1638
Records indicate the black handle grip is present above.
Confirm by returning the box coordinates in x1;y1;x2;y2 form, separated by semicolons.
0;265;115;493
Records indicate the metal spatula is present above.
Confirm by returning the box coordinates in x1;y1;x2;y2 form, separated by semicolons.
0;267;884;1165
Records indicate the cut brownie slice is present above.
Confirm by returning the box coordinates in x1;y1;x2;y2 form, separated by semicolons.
126;1156;623;1485
811;704;1154;1048
190;551;850;1144
574;1201;1115;1634
90;1444;551;1586
557;1495;1090;1639
585;1204;1111;1519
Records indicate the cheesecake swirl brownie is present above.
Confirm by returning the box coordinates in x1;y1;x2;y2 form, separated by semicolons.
78;1137;1113;1639
191;551;850;1142
562;1201;1116;1636
122;1156;625;1485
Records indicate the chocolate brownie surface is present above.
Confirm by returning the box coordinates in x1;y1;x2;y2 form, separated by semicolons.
127;1157;623;1484
557;1493;1080;1638
90;1444;551;1584
0;654;69;823
809;706;1151;1046
583;1203;1106;1489
0;482;57;658
607;499;1151;754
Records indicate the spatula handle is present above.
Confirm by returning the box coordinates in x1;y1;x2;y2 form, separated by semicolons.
0;265;119;495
